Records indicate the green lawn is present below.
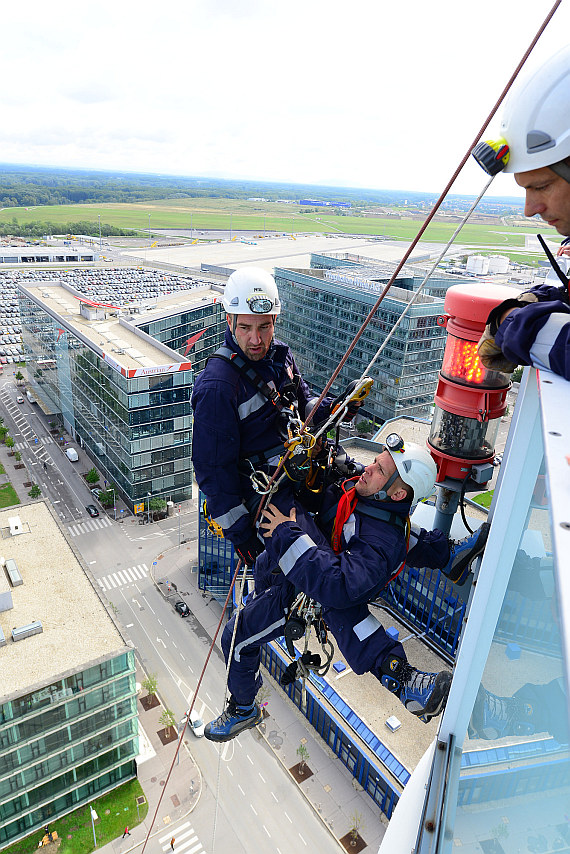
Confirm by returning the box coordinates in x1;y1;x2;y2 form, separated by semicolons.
0;463;5;475
0;481;20;508
2;779;148;854
472;490;494;509
0;197;552;251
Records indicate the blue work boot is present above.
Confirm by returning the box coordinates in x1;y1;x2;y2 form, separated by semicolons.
469;685;535;740
442;522;490;584
380;657;452;722
204;697;262;743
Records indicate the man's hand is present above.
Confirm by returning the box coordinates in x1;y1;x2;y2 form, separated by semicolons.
259;503;297;538
477;325;518;373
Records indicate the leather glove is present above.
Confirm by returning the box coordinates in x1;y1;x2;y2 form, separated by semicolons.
234;532;264;566
477;293;539;373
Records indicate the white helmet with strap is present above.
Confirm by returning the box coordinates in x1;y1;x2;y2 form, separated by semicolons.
500;45;570;179
222;267;281;316
375;434;437;503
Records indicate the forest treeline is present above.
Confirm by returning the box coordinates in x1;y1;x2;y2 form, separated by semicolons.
0;220;137;238
0;164;441;208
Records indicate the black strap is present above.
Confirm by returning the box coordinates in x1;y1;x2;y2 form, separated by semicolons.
537;234;570;288
319;485;407;533
210;346;283;408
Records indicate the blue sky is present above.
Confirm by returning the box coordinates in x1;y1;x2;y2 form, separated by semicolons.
1;0;568;196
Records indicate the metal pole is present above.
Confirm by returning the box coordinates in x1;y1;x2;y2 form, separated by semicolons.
178;505;181;548
90;806;97;848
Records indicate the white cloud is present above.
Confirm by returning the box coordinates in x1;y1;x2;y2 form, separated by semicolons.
0;0;568;195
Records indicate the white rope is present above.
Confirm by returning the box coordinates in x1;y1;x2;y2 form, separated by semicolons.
312;175;495;441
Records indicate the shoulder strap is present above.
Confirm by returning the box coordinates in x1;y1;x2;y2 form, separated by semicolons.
209;346;282;409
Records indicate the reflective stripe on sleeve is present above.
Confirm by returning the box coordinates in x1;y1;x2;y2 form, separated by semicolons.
353;613;382;642
529;313;570;371
279;534;316;576
213;503;249;529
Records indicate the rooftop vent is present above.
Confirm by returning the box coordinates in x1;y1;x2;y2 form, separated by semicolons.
12;621;43;642
0;627;6;648
8;517;24;536
5;558;22;587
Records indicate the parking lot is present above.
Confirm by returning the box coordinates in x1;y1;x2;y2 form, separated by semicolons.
0;267;217;367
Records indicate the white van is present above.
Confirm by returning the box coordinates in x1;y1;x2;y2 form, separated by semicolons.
65;447;79;462
26;390;35;403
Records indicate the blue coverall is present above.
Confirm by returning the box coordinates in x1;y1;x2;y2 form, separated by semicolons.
496;282;570;380
191;327;330;550
222;488;450;707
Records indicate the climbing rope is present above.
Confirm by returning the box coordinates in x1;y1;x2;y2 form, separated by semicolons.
139;3;562;849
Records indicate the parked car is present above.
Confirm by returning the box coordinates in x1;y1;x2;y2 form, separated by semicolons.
181;708;205;738
91;487;102;499
85;504;99;517
493;454;503;466
174;601;190;617
16;395;24;404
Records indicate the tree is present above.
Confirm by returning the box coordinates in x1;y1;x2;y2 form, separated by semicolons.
349;811;363;847
511;366;524;383
356;418;375;436
296;743;310;773
142;673;158;700
28;484;41;498
14;451;21;462
5;436;14;454
0;426;8;443
85;467;100;485
15;371;24;385
159;709;177;738
149;497;167;519
99;486;116;507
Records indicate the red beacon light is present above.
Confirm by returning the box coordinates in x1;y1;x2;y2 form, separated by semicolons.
428;283;518;483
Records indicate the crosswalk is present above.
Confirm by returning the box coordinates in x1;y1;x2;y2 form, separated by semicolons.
97;563;149;591
158;822;204;853
67;516;113;537
13;435;54;451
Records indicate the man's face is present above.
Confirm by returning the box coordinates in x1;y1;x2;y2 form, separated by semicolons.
229;314;275;361
515;166;570;236
355;450;407;501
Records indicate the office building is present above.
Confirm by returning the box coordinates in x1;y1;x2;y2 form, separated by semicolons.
18;279;225;508
0;501;138;847
275;264;446;422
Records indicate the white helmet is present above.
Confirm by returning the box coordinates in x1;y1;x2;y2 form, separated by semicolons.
222;267;281;316
378;435;437;503
500;45;570;176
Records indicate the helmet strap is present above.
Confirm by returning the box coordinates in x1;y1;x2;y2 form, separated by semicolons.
550;158;570;184
373;471;399;502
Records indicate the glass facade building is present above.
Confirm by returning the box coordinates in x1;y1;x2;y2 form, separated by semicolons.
274;265;446;423
0;650;138;846
136;299;226;376
18;283;225;508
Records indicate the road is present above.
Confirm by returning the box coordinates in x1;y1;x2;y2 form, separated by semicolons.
0;376;341;851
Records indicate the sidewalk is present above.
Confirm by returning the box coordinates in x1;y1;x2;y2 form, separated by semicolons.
96;676;201;854
147;541;387;852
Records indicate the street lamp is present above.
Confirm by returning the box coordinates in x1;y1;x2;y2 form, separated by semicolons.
89;806;98;848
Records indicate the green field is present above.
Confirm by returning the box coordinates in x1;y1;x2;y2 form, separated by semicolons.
0;481;20;508
1;779;148;854
0;197;549;250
